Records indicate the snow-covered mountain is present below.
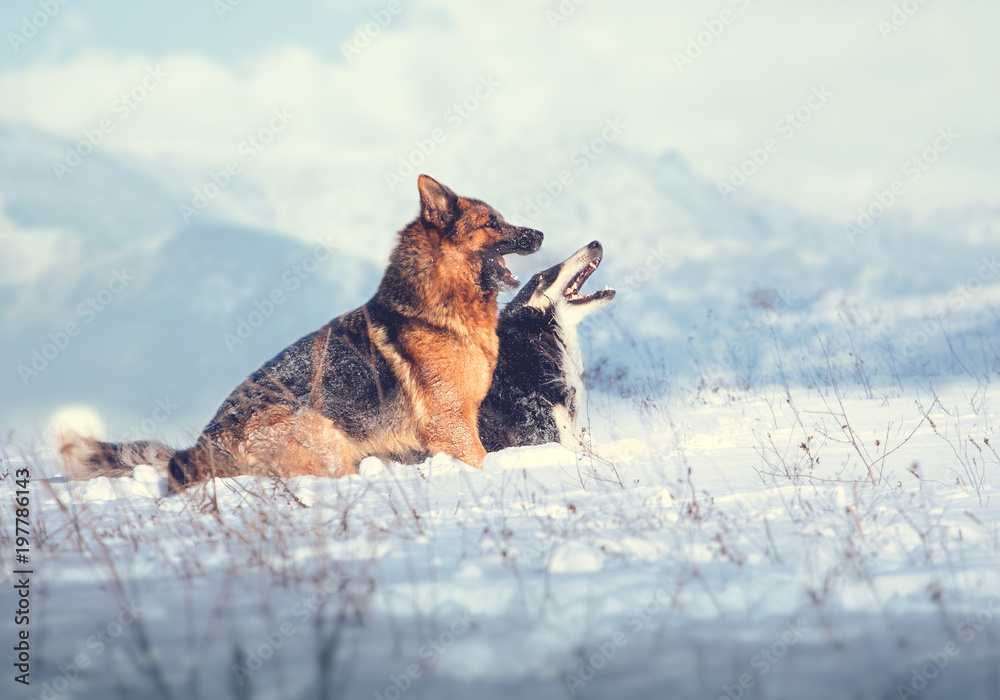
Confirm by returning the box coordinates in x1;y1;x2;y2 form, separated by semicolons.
0;123;380;441
2;122;998;441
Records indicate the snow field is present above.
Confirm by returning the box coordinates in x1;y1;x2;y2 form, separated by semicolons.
2;379;1000;699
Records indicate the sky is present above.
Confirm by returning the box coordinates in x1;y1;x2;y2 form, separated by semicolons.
1;0;997;258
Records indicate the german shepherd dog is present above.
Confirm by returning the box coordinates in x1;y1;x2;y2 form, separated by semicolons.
478;241;614;452
62;176;543;486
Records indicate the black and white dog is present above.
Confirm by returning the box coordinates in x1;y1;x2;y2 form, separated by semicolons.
479;241;615;452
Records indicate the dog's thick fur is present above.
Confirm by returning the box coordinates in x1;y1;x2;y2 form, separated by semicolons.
61;176;542;487
478;241;614;452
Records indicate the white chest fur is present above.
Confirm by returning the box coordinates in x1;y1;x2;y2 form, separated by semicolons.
553;304;586;447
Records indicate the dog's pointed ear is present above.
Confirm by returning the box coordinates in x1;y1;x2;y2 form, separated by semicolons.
417;175;457;230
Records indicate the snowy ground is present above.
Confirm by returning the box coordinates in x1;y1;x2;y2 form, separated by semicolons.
2;375;999;700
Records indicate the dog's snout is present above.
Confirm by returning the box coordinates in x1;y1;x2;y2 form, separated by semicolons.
516;227;544;254
587;240;602;254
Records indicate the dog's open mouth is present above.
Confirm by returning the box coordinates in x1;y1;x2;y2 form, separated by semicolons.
494;254;518;288
483;226;543;293
564;255;615;304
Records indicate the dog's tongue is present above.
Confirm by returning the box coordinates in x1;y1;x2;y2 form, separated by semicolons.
496;254;518;285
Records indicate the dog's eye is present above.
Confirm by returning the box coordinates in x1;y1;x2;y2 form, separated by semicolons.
486;214;499;229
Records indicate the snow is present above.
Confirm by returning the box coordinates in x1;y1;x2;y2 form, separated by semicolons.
3;380;1000;699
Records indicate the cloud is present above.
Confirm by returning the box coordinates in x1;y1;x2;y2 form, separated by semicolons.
0;0;996;246
0;201;80;287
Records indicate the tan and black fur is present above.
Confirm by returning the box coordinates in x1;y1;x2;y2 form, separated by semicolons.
61;175;543;488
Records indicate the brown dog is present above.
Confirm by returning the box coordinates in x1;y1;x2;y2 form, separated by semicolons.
61;175;543;486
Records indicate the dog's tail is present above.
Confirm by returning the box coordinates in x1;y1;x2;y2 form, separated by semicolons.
58;430;240;492
165;435;244;489
58;432;176;480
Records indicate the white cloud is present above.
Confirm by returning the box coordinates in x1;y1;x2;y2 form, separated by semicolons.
0;0;996;249
0;202;80;286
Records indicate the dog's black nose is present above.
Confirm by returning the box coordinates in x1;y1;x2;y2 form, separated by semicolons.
588;240;602;254
515;227;544;254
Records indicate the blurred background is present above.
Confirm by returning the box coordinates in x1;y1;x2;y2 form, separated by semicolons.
1;0;998;444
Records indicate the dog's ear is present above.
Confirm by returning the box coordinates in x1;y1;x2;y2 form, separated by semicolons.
417;175;457;230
